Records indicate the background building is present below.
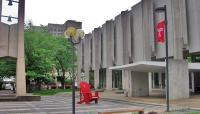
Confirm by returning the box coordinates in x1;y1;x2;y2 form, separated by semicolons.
47;20;82;36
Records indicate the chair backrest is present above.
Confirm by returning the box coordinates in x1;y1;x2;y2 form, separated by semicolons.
79;81;91;93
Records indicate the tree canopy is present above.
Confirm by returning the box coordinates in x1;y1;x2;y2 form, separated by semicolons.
0;59;16;78
25;25;75;88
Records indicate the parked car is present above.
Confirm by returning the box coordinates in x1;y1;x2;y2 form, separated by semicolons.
4;83;13;90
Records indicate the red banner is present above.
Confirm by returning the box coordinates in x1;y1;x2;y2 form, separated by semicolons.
156;20;165;43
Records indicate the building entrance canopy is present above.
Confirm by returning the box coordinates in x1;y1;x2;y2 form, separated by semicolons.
109;61;200;72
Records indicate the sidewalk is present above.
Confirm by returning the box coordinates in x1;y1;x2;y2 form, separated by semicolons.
57;90;200;109
0;90;15;97
99;90;200;109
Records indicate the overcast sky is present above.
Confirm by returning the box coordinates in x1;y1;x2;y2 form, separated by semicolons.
2;0;141;33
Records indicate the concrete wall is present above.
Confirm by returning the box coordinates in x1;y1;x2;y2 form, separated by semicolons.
131;3;145;62
142;0;154;60
92;28;102;70
0;23;18;58
154;0;175;59
0;23;9;57
9;24;18;58
154;0;188;59
121;11;131;64
131;71;149;97
77;41;82;85
168;59;189;99
123;70;132;96
83;34;91;82
114;14;124;65
187;0;200;53
91;28;102;88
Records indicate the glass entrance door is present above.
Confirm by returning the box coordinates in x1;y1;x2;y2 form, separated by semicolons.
112;70;122;89
99;68;106;89
89;70;94;89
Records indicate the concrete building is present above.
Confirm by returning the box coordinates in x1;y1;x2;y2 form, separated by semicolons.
47;20;82;36
78;0;200;100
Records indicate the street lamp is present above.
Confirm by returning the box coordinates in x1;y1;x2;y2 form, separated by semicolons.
1;0;19;22
7;0;19;6
1;15;18;22
64;27;85;114
155;5;169;112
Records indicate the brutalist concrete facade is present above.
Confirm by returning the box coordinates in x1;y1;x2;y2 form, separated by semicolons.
77;0;200;100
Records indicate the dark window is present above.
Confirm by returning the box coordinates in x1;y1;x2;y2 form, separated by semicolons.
114;24;116;62
130;15;134;59
112;70;122;89
161;73;165;88
99;68;106;88
101;32;103;65
154;73;159;88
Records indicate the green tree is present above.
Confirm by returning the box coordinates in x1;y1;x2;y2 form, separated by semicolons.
0;59;16;78
0;59;16;90
25;24;75;90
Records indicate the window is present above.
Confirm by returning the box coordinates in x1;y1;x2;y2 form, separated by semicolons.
153;73;159;88
130;15;134;60
114;24;116;62
101;32;103;64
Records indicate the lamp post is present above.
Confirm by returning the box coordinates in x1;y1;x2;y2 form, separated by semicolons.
64;27;84;114
1;0;19;22
155;5;169;112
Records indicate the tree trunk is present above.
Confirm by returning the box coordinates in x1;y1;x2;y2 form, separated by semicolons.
61;70;65;89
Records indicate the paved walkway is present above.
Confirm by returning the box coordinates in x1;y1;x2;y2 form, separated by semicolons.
56;90;200;110
0;90;15;97
98;90;200;109
0;96;167;114
1;90;200;113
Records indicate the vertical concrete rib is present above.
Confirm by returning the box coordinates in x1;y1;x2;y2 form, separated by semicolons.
16;0;26;96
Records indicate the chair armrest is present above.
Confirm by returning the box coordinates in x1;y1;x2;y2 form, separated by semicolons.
94;91;99;97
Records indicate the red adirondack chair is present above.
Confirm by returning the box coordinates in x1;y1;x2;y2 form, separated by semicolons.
77;81;99;104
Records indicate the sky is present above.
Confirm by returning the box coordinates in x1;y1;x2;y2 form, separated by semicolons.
2;0;141;33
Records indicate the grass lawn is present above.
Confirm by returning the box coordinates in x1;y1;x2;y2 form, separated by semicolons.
33;89;72;96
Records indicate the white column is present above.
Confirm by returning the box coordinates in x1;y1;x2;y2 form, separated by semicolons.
123;70;132;97
148;72;152;93
106;69;112;90
122;70;125;90
16;0;26;96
